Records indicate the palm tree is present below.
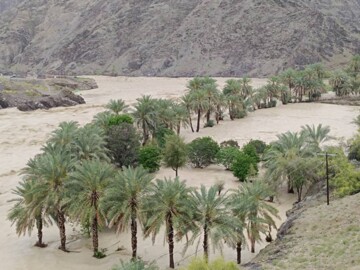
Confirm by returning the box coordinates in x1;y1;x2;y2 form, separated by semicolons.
102;166;154;259
280;68;297;98
133;95;157;145
30;148;75;251
144;177;193;268
189;90;208;132
189;185;237;262
66;160;115;257
227;190;247;264
106;99;128;114
181;94;195;132
264;131;312;194
173;103;190;135
239;181;279;253
8;178;50;248
73;124;110;161
300;124;332;151
239;77;252;99
48;121;79;148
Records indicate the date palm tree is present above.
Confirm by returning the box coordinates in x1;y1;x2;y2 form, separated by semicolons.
30;148;75;251
73;124;110;162
143;177;193;268
181;94;195;132
48;121;79;148
106;99;128;114
188;185;237;262
7;178;50;248
189;90;209;132
240;181;279;253
66;160;115;257
101;166;154;259
300;124;332;151
133;95;157;145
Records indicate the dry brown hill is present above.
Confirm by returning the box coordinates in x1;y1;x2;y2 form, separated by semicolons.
245;192;360;270
0;0;360;77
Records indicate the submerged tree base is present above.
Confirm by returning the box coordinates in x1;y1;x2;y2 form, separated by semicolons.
34;242;47;248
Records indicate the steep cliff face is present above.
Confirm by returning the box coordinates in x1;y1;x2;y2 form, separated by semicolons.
0;0;359;77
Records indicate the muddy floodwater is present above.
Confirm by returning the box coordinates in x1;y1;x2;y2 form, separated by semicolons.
0;76;358;270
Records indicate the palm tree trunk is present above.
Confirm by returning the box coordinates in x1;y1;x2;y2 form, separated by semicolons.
188;110;194;132
196;109;201;132
203;223;208;262
251;237;255;253
236;241;242;264
142;121;148;145
92;214;98;255
168;214;175;268
57;209;67;252
35;216;46;247
175;167;178;177
131;216;137;259
206;110;210;122
177;124;181;135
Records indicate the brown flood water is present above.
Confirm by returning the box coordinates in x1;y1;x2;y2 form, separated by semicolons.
0;76;358;269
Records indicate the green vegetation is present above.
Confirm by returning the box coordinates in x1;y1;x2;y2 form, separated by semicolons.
7;59;360;269
181;258;239;270
138;144;162;172
188;137;220;168
163;134;188;177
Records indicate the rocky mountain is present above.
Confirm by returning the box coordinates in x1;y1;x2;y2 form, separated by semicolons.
0;0;359;77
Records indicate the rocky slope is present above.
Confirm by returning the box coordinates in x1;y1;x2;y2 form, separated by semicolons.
0;0;360;77
245;192;360;270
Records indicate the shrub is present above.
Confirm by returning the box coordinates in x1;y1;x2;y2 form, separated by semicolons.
188;137;220;168
138;144;162;172
106;123;140;167
220;139;239;148
232;151;258;182
107;114;133;126
112;259;158;270
348;134;360;161
204;119;215;128
181;258;238;270
216;146;240;170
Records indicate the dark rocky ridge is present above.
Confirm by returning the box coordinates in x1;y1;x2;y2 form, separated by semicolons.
0;0;360;77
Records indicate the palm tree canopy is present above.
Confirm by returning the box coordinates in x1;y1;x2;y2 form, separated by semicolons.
101;166;154;233
144;177;193;241
66;160;115;225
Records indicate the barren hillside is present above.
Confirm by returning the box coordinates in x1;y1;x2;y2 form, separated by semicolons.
0;0;359;76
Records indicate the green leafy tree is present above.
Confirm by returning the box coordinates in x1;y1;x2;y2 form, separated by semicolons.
107;114;134;126
188;137;220;168
163;134;188;177
247;139;267;155
102;166;153;259
144;177;193;268
106;123;141;167
242;143;260;163
138;144;162;173
154;126;175;148
232;151;258;182
66;160;115;257
216;146;240;170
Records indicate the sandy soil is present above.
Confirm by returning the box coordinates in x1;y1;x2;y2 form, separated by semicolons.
0;76;358;270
